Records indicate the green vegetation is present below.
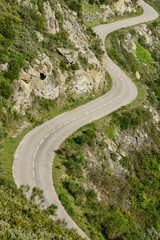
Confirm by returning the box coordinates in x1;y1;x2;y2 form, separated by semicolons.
0;2;111;238
135;40;153;65
106;19;160;110
62;0;142;28
145;0;160;13
53;105;160;239
0;185;84;239
83;0;143;28
0;0;158;239
53;2;160;240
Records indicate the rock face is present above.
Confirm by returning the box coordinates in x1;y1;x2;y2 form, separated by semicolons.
71;58;107;95
63;9;100;67
113;0;138;15
135;24;159;49
43;2;59;35
56;48;78;64
83;0;140;23
14;53;60;113
14;1;108;113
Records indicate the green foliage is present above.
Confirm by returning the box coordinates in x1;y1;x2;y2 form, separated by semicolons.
71;62;79;71
110;152;118;161
120;156;131;169
0;78;13;99
63;179;85;201
25;111;36;123
60;60;68;71
14;25;37;63
135;40;153;65
53;30;75;49
39;98;55;111
4;59;21;81
78;53;89;70
105;122;116;140
59;193;76;216
0;14;16;40
112;107;151;130
30;186;45;202
0;186;83;240
73;127;96;146
45;204;58;216
85;27;96;37
64;0;83;18
69;1;81;13
145;0;160;12
90;39;103;61
37;0;45;14
29;7;45;32
15;53;26;68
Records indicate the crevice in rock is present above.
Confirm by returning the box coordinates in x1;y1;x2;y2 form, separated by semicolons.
40;73;46;80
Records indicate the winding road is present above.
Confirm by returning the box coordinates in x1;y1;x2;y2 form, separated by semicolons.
13;1;158;239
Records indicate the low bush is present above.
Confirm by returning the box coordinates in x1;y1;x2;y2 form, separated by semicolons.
78;53;89;70
135;40;153;65
0;14;16;40
0;77;13;99
4;59;21;81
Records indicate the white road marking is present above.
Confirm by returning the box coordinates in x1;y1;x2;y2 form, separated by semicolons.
71;117;77;121
46;133;50;138
36;145;39;152
57;124;63;129
64;121;70;125
33;170;36;185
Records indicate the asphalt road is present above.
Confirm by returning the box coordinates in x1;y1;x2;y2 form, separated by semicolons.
13;1;158;239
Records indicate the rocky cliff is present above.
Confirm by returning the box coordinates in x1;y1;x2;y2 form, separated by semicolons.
7;0;107;113
83;0;140;24
0;0;139;114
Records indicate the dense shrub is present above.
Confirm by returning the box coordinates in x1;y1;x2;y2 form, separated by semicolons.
135;41;153;65
0;187;83;240
0;78;13;99
71;62;79;70
60;60;68;71
4;59;21;81
85;27;96;37
0;15;16;40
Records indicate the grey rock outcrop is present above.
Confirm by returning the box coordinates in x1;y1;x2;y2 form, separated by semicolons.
0;63;8;73
43;1;59;35
83;0;140;23
56;48;78;64
63;15;100;67
14;53;60;113
135;24;159;49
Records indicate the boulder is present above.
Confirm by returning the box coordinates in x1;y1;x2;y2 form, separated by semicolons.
0;63;8;72
136;71;140;79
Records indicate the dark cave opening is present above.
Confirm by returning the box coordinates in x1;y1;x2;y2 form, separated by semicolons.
40;73;46;80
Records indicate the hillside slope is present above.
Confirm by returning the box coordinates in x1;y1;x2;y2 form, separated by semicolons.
53;1;160;240
0;0;141;239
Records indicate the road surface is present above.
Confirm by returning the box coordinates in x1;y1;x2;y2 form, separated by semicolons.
13;1;158;239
